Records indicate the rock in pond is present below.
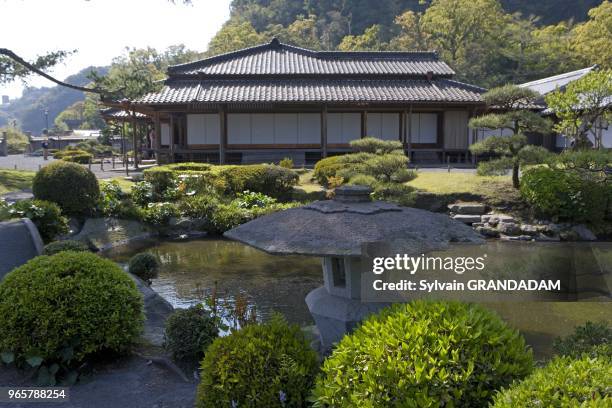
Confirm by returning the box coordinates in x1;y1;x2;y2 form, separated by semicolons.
73;218;155;251
498;222;521;235
570;224;597;241
452;214;482;224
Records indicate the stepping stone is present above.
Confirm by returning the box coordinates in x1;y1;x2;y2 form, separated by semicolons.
452;214;482;224
447;202;487;215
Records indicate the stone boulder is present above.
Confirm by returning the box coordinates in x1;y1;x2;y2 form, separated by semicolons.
0;218;43;279
452;214;482;224
498;222;521;235
475;226;500;238
571;224;597;241
73;218;155;251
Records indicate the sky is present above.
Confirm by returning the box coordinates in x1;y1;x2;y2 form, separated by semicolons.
0;0;232;99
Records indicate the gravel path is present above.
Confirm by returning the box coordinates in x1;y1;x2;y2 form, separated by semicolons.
0;155;145;179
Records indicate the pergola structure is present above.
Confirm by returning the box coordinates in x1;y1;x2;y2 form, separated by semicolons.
100;106;153;168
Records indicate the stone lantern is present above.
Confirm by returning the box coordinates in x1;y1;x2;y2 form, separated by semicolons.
225;185;482;350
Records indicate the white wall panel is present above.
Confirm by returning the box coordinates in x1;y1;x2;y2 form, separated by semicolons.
228;113;251;144
419;113;438;144
204;114;220;144
381;113;400;141
366;113;382;138
251;114;275;144
160;123;170;146
274;114;298;144
327;113;343;143
444;111;468;149
342;113;361;143
298;113;321;144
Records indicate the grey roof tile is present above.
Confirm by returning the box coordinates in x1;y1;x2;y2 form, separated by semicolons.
135;78;484;104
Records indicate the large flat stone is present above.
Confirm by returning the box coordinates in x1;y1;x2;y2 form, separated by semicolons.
0;218;43;278
448;202;487;215
451;214;482;224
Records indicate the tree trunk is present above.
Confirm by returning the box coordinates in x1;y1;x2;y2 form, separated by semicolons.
512;163;520;189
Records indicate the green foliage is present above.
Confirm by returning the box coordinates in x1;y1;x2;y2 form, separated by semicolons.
312;301;533;407
550;149;612;172
279;157;294;169
211;200;297;234
53;149;93;164
97;180;124;217
0;252;144;383
164;304;219;362
177;194;220;221
128;252;159;283
206;18;265;57
350;137;403;154
143;202;179;226
43;240;89;256
32;161;99;215
572;2;612;69
545;69;612;149
0;126;29;154
491;355;611;407
553;321;612;359
6;199;68;243
371;182;416;206
196;315;319;408
520;166;610;223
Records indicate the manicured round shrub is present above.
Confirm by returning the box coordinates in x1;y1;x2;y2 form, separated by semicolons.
197;315;319;408
311;301;533;407
313;155;345;185
220;164;298;197
0;252;144;368
128;252;159;283
491;355;611;407
43;239;89;255
350;137;403;154
520;167;610;223
164;304;219;361
32;161;100;214
8;199;68;243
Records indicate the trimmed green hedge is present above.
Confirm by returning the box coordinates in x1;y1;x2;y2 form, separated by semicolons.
43;240;89;255
311;301;533;407
491;355;611;407
313;155;345;185
32;161;100;215
0;252;144;373
164;304;218;362
197;315;319;408
520;167;610;223
8;199;68;243
128;252;159;283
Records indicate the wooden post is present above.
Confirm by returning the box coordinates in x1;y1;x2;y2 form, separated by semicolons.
400;109;406;143
169;114;175;163
219;106;227;164
361;110;368;138
132;109;139;170
406;105;413;159
321;105;328;158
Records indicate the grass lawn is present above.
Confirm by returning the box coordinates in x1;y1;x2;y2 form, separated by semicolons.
407;171;521;209
0;169;35;195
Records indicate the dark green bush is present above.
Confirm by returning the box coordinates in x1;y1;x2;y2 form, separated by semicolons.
130;181;154;206
313;155;345;185
196;315;319;408
371;182;416;206
32;161;100;215
128;252;159;283
220;164;298;197
143;167;177;198
61;153;92;164
520;167;610;223
553;321;611;359
312;301;533;407
143;202;179;226
164;304;219;362
0;252;143;380
210;202;253;233
491;355;611;407
43;240;89;255
9;199;68;243
177;194;220;220
279;157;294;169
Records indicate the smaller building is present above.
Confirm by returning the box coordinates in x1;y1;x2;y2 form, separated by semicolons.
29;129;101;151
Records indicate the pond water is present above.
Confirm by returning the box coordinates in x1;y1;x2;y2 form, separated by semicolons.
105;238;611;358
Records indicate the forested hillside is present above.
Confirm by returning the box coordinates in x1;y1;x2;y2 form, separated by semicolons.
209;0;610;87
0;66;108;134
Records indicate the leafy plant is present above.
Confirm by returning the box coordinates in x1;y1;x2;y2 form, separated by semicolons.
43;240;89;255
236;190;276;209
130;181;154;206
128;252;159;284
311;301;533;407
32;161;100;215
350;137;403;154
553;321;611;359
196;314;319;408
313;155;345;185
164;304;219;362
0;252;144;385
491;355;611;407
143;202;179;226
97;180;124;216
7;199;68;243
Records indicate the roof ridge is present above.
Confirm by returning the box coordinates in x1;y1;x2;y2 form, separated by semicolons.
518;66;597;87
168;38;441;74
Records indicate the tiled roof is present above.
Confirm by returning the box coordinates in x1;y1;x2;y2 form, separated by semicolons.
135;78;484;105
168;38;454;77
100;108;149;119
519;66;598;95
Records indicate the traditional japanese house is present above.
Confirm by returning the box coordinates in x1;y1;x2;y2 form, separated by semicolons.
107;38;486;165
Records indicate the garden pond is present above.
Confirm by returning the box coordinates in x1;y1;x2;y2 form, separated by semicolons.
105;238;611;358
